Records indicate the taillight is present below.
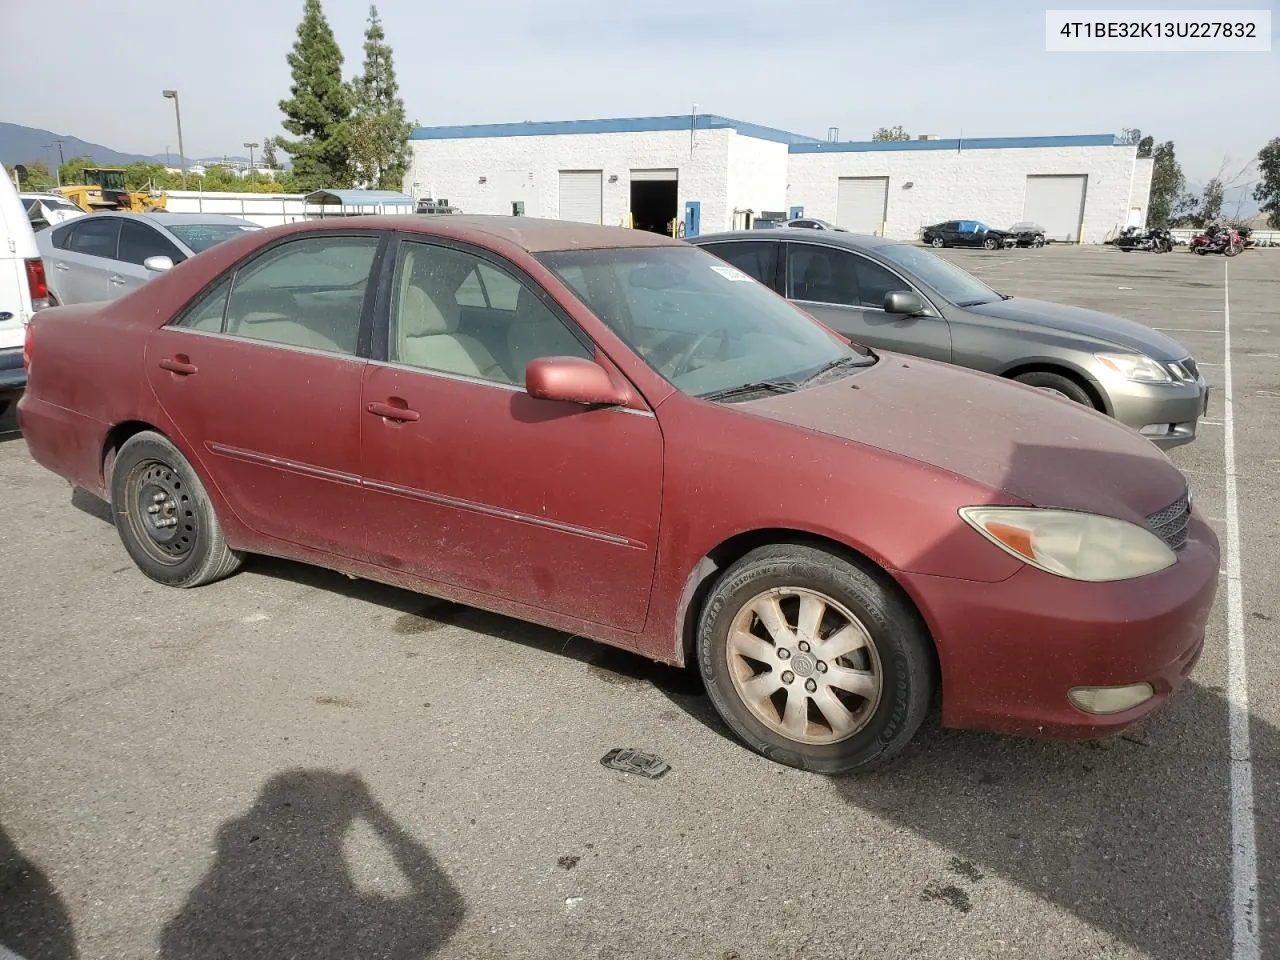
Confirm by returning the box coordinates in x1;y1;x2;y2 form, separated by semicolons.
23;322;33;371
24;257;49;308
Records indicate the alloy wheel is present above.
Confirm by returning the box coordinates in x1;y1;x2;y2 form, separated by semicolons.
725;587;883;745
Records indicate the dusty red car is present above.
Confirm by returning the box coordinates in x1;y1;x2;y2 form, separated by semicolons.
18;216;1220;773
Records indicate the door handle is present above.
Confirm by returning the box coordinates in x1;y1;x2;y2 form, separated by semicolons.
159;356;198;376
53;262;70;271
367;400;420;423
109;275;126;285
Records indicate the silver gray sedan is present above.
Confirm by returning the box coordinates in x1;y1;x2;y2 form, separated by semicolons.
690;230;1208;448
37;212;261;306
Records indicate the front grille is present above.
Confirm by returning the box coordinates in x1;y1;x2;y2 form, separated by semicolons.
1146;493;1191;550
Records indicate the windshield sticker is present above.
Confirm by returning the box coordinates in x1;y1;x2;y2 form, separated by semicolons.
709;264;754;282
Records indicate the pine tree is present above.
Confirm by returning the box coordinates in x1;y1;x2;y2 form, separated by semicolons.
262;136;282;170
349;5;413;191
278;0;352;191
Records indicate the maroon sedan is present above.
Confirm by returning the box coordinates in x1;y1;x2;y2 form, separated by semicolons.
17;216;1220;773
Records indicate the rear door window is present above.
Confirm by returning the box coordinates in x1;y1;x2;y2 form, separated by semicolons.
699;241;779;289
68;218;120;259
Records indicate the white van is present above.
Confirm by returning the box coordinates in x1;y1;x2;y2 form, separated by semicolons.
2;164;48;416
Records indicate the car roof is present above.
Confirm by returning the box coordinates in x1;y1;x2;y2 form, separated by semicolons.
266;214;686;254
690;229;901;251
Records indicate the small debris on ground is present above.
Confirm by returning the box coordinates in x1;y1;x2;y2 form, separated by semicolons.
600;748;670;779
557;855;581;870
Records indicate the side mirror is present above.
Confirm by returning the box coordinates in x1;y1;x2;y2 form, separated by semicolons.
143;255;174;274
525;356;631;406
884;290;924;316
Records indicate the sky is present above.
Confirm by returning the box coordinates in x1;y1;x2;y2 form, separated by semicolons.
1;0;1276;188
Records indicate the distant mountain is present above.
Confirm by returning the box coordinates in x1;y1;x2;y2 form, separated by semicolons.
0;122;177;168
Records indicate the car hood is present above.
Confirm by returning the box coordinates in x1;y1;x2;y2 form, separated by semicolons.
962;297;1189;361
745;356;1186;522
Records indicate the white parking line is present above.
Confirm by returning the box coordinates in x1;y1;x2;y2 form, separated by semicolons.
1153;327;1224;334
1223;260;1259;960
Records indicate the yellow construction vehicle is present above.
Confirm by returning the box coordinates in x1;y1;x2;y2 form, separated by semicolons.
57;168;167;213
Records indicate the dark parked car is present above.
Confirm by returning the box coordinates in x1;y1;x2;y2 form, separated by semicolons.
1006;221;1047;247
691;229;1208;448
19;216;1219;774
921;220;1012;250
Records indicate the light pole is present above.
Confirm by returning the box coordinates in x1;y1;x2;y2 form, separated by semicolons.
243;142;259;173
162;89;187;189
43;144;61;187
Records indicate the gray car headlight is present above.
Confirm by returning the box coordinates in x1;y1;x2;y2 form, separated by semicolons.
959;507;1177;581
1095;352;1173;383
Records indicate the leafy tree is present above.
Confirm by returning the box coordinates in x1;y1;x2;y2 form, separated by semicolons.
1146;141;1184;228
15;160;54;190
348;5;413;190
872;125;911;142
278;0;352;191
1137;135;1153;159
262;136;282;170
58;156;97;187
1199;178;1224;224
1253;137;1280;229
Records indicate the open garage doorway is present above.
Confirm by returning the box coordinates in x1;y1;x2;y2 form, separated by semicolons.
630;169;678;234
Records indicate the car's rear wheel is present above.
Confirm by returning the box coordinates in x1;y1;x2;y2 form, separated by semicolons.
110;431;242;588
930;237;945;248
1012;370;1095;406
696;544;936;774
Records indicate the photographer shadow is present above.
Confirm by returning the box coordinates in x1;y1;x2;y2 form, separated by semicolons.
160;769;464;960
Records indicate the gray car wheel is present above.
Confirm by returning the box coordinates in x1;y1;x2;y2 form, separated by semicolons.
1012;371;1095;407
930;236;945;248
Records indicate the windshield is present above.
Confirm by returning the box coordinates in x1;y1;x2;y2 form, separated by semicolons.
537;245;870;399
166;222;261;254
89;170;128;191
875;243;1001;307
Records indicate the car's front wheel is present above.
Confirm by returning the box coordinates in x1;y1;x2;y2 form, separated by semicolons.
110;431;243;587
930;236;945;248
696;544;936;774
1012;370;1095;406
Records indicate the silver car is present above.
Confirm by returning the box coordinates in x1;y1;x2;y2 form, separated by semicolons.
690;230;1208;448
37;212;261;306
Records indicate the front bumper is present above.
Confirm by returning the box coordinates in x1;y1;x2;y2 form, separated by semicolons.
0;348;26;401
1094;375;1209;449
899;510;1220;738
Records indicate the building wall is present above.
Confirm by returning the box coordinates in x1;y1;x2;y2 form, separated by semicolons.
1128;157;1156;230
724;132;790;228
406;128;749;233
785;144;1140;243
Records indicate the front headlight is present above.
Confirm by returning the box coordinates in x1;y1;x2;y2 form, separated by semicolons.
959;507;1176;581
1095;352;1172;383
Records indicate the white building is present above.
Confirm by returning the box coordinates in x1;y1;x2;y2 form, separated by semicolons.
405;114;1154;244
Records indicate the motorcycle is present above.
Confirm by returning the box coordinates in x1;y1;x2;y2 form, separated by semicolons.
1190;225;1244;257
1114;226;1174;253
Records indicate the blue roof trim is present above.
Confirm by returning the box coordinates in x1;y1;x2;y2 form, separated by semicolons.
788;134;1121;154
304;189;414;205
410;114;823;146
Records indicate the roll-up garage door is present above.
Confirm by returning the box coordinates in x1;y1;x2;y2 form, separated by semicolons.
835;177;889;235
630;168;677;182
558;170;603;224
1023;175;1088;242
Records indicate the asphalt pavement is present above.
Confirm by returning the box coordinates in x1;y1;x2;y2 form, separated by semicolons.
1;243;1277;960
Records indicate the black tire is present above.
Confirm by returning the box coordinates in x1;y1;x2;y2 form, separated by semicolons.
696;543;936;775
0;400;10;419
930;236;944;248
1012;370;1095;407
110;431;242;587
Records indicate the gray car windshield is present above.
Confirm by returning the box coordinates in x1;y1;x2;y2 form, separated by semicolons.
166;223;260;254
538;245;871;399
876;243;1001;307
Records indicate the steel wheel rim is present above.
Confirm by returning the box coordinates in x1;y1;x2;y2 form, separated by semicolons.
126;459;197;565
726;587;883;745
